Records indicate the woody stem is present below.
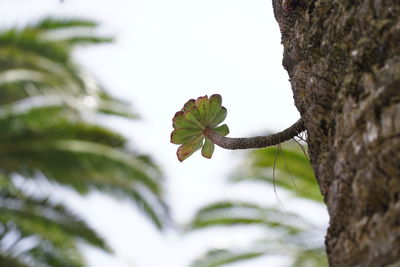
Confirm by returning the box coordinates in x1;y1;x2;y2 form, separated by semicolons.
203;118;305;150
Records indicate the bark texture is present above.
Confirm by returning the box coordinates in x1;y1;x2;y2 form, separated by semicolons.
272;1;400;266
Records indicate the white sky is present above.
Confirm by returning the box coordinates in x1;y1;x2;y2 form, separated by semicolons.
0;0;328;266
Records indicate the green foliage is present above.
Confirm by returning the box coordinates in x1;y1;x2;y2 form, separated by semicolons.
0;17;169;266
190;249;265;267
0;175;107;267
187;142;328;267
171;94;229;161
187;200;311;235
231;144;323;202
32;17;99;30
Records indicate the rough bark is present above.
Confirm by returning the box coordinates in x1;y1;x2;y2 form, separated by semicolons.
272;1;400;266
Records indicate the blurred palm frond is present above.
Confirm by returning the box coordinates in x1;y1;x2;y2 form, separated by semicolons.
188;141;328;267
0;17;169;266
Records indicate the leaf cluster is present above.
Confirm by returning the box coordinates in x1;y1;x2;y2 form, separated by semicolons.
171;94;229;161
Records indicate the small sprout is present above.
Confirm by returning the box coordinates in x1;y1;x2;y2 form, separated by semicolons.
171;94;229;162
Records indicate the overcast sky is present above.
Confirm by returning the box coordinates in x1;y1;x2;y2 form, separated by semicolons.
0;1;326;266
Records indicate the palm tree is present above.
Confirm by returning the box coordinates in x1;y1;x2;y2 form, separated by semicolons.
0;17;168;266
187;141;328;267
0;174;109;267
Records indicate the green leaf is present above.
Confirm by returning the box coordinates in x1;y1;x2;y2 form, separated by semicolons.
185;107;204;129
182;99;196;112
172;111;199;130
171;128;202;144
0;177;109;267
187;200;309;233
33;17;99;30
207;94;222;124
0;190;109;251
213;124;229;136
211;107;227;127
195;95;209;122
1;139;163;194
177;135;204;162
54;36;113;46
201;138;215;159
0;29;69;63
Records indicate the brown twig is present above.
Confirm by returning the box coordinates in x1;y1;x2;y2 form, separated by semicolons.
203;118;305;150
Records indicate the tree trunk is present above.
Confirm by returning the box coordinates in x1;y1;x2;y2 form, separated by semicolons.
272;1;400;266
